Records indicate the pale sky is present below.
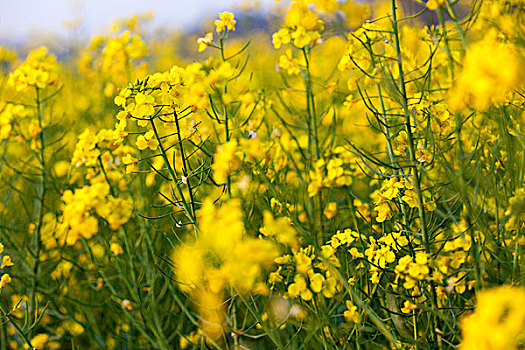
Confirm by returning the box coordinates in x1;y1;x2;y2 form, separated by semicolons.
0;0;275;44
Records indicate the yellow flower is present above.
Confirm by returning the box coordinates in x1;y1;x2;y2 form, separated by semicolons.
51;260;73;280
426;0;445;10
214;12;236;33
340;0;370;29
0;273;11;288
259;212;299;250
122;153;138;174
278;49;304;75
269;266;283;285
322;276;338;298
0;255;14;269
121;299;133;311
324;202;337;219
287;274;313;301
344;300;361;323
111;243;124;256
328;229;358;248
197;32;213;52
401;300;417;313
212;140;240;184
291;27;321;48
114;87;131;107
60;183;108;245
7;47;61;92
309;272;325;293
96;197;133;230
294;250;313;275
180;329;204;349
401;189;419;208
197;290;225;340
131;92;156;120
136;130;159;151
375;202;392;222
395;252;430;289
285;2;324;31
25;334;49;350
127;36;147;59
415;143;432;163
173;198;278;338
272;28;291;49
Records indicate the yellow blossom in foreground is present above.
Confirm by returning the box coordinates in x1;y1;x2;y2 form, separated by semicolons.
461;286;525;350
173;199;279;339
449;31;523;111
260;211;299;250
25;333;49;350
197;290;225;340
174;199;278;294
212;140;240;184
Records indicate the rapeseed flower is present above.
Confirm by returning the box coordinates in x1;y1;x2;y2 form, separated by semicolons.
214;12;236;33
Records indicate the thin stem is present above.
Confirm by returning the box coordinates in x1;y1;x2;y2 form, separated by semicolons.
0;303;33;349
29;86;46;337
390;0;441;345
174;111;197;218
150;118;196;224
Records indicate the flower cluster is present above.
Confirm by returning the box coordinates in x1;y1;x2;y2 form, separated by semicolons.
60;182;132;245
308;147;357;197
272;2;324;49
7;47;60;92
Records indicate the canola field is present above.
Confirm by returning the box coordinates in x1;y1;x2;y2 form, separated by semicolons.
0;0;524;348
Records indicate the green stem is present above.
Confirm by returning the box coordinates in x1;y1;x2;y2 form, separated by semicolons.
174;111;196;218
390;0;441;345
98;153;116;196
29;86;46;337
0;303;33;348
302;48;324;242
150;118;196;224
